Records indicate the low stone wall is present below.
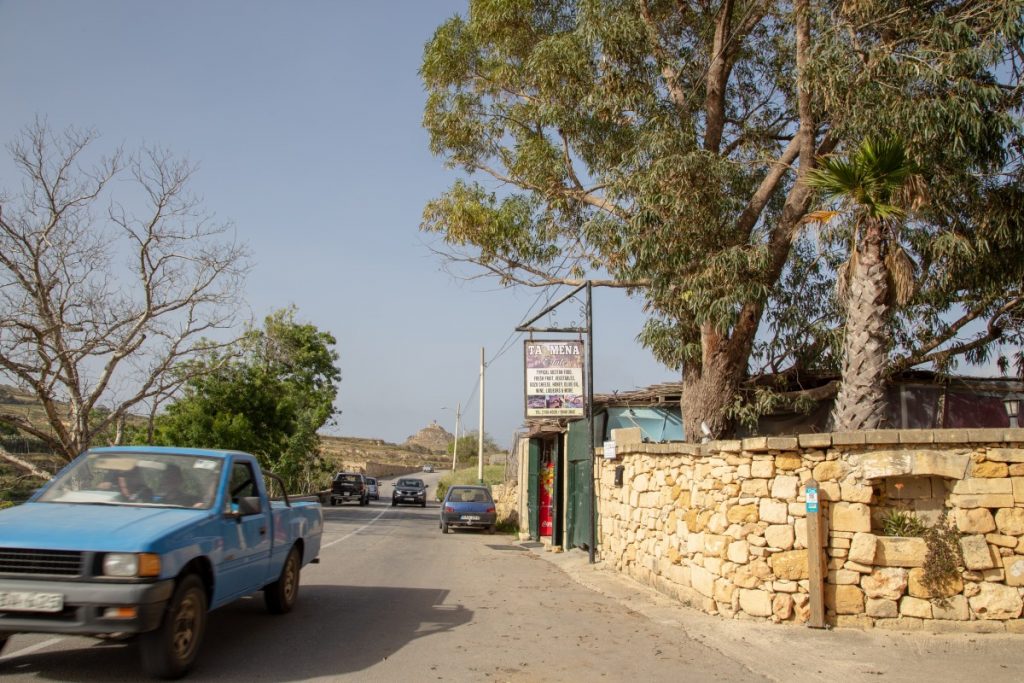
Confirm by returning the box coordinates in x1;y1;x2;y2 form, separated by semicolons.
596;428;1024;633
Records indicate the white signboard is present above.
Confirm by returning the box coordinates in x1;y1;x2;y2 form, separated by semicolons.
524;340;585;417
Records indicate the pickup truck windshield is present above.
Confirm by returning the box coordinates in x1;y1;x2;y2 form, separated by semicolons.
37;451;223;509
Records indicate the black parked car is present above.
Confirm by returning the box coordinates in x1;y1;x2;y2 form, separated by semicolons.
392;478;427;507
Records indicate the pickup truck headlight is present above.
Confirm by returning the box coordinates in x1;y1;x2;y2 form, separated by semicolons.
103;553;161;578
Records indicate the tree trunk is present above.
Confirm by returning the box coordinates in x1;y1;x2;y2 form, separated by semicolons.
682;329;745;441
831;222;890;430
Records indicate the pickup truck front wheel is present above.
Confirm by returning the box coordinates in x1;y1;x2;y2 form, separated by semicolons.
140;573;207;680
265;546;301;614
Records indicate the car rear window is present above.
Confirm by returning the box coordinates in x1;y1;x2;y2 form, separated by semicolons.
448;487;492;503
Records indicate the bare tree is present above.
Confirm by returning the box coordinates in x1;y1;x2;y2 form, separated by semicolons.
0;120;250;461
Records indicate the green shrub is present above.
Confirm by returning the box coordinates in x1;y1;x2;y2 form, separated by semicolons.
881;509;926;537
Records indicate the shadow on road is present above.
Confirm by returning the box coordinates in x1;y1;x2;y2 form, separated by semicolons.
0;584;471;682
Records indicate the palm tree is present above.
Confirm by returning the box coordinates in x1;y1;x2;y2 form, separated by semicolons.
804;138;923;431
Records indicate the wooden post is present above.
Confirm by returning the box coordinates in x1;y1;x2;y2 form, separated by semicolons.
805;478;826;628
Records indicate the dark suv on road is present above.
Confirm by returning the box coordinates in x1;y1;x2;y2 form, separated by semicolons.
331;472;369;506
392;478;427;507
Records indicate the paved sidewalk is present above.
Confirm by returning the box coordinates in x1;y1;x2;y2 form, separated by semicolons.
524;543;1024;683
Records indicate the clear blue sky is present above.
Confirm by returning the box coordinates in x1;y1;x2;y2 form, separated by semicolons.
0;0;671;448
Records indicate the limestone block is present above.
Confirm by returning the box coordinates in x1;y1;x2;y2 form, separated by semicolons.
813;460;847;482
794;518;807;549
960;535;998;570
789;502;807;518
771;549;809;580
765;524;795;550
995;508;1024;536
799;433;831;448
773;593;793;620
829;569;861;585
972;461;1010;478
825;584;865;614
866;598;899;618
912;451;970;479
969;582;1024;620
713;577;735;603
950;493;1016;509
704;556;723;576
841;482;874;503
861;568;909;600
820;481;841;501
1015;477;1024;503
704;534;730;558
849;532;878;565
775;454;802;471
875;537;927;568
690;565;715;598
793;593;811;623
986;533;1018;548
750;459;775;478
771;475;800;500
830;502;871;533
831;536;852;549
952;478;1013;495
861;450;913;479
687;532;705;555
845;560;873;574
900;596;933;619
932;595;970;621
748;535;766;547
733;564;762;589
738;588;773;617
1002;555;1024;587
727;540;750;564
766;436;798;450
987;448;1024;463
707;513;729;535
1011;464;1024;476
686;509;712;533
759;498;788;524
740;479;769;497
773;580;798;593
726;504;758;524
955;508;996;535
907;567;963;599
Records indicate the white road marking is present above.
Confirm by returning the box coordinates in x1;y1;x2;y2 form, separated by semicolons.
0;636;65;662
321;507;390;549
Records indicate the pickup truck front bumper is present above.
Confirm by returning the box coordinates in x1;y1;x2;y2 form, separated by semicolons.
0;577;175;636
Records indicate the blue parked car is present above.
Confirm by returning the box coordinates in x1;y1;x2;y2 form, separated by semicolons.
440;485;497;534
0;446;322;679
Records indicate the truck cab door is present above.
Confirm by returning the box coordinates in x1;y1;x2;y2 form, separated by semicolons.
215;458;272;602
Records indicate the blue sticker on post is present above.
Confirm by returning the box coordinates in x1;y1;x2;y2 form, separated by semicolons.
806;486;819;513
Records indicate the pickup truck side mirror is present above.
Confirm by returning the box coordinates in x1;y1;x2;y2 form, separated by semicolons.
227;496;262;519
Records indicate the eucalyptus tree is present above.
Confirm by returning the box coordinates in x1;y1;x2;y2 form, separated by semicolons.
421;0;1023;440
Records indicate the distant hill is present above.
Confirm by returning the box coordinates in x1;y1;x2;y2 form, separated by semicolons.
403;421;453;454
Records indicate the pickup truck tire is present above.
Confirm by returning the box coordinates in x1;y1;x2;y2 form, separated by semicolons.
140;573;207;680
265;546;301;614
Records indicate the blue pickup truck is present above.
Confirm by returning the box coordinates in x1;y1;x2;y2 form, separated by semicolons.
0;446;322;679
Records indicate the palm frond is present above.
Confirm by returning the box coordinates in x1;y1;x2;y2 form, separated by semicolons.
885;245;916;306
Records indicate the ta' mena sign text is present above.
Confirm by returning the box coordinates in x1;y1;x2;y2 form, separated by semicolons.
524;341;585;418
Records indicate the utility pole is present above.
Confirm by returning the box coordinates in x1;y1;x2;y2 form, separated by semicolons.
451;402;461;472
478;347;485;484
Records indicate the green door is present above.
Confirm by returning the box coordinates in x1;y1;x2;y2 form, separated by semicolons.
566;420;593;549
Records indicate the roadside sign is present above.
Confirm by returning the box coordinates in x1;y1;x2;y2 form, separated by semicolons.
806;486;819;513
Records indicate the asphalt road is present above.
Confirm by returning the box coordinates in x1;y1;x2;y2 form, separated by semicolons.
7;473;1022;682
0;471;761;682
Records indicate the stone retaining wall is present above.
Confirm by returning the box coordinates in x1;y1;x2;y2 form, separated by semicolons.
595;428;1024;633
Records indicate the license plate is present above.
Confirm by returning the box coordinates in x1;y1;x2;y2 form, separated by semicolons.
461;515;481;521
0;590;64;613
